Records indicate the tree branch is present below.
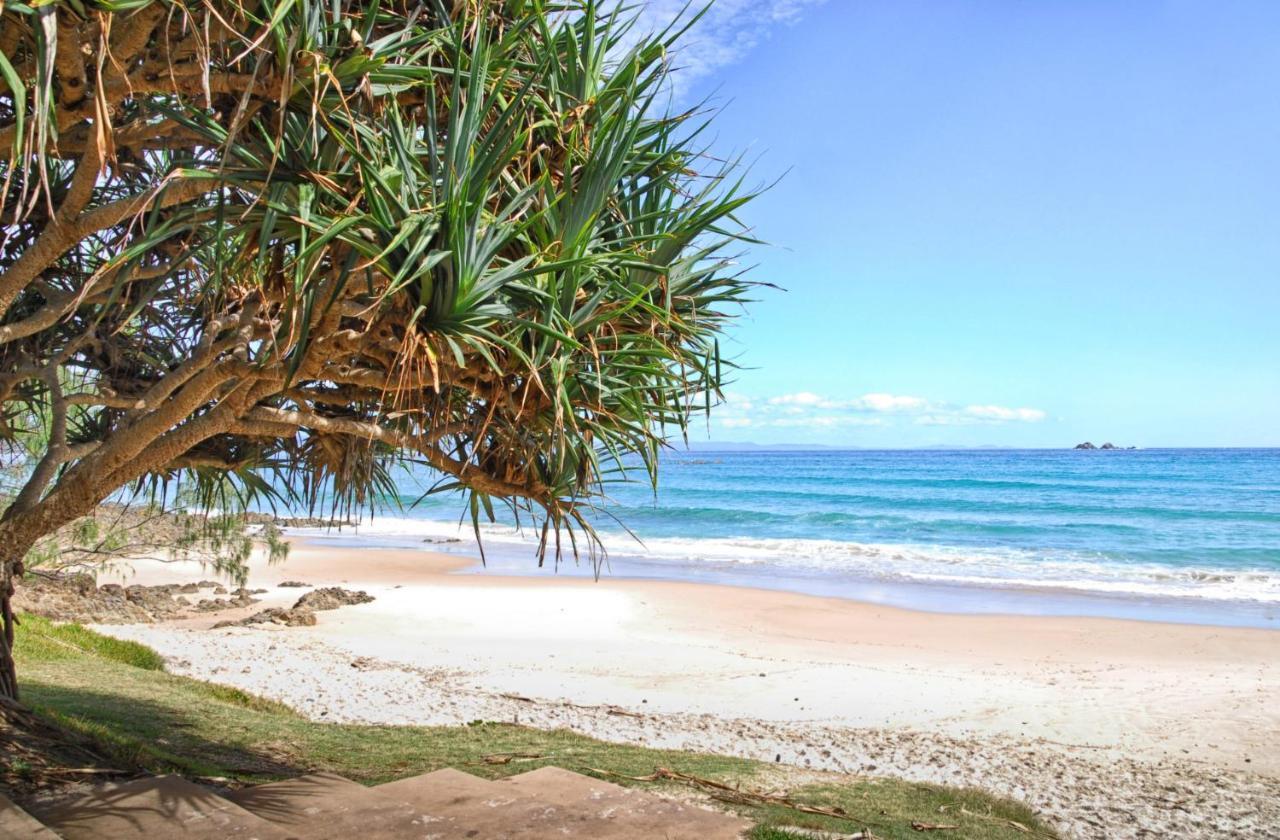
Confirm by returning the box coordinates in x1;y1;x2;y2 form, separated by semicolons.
243;405;540;499
9;376;68;515
0;176;206;316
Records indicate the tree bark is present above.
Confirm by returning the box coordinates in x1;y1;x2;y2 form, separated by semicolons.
0;548;30;701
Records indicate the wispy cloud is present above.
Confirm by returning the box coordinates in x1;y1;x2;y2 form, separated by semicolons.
767;392;929;413
960;405;1047;423
711;391;1048;430
618;1;828;97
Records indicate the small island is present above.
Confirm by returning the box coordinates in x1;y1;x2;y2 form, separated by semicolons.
1074;441;1136;450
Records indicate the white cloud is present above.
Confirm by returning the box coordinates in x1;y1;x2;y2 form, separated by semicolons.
963;405;1048;423
712;390;1048;431
769;415;885;428
852;393;930;413
768;392;829;407
766;392;928;413
616;1;828;98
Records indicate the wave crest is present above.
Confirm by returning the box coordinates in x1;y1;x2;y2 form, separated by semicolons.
285;515;1280;605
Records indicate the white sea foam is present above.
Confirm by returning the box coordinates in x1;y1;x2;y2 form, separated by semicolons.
285;514;1280;606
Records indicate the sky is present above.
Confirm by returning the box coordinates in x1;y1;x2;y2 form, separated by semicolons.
630;0;1280;448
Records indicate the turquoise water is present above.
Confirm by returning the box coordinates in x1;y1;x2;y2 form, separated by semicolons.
296;448;1280;627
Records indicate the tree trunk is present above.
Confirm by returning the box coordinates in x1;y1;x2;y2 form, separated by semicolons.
0;479;102;702
0;556;19;701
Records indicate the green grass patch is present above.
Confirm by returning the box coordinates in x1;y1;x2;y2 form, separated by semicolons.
13;614;1056;839
14;613;166;670
743;780;1047;839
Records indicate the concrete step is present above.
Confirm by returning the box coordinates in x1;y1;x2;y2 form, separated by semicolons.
27;775;294;840
376;766;750;839
373;767;552;838
500;765;752;839
0;791;62;838
225;772;430;839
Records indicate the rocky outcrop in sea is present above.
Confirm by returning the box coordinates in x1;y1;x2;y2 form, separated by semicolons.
1074;441;1136;450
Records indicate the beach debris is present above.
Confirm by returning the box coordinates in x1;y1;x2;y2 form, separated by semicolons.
292;587;374;611
954;806;1038;835
768;828;875;840
499;692;535;703
587;766;880;829
480;752;544;765
910;822;959;832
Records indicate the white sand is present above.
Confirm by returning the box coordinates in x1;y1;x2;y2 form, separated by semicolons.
97;542;1280;839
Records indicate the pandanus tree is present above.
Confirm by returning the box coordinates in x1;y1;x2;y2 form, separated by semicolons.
0;0;757;699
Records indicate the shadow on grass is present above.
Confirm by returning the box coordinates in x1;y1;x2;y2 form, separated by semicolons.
19;681;303;781
11;639;1057;840
23;774;290;838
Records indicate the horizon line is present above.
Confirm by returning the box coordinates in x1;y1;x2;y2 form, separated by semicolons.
677;442;1280;452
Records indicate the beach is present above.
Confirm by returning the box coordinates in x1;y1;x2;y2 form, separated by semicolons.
4;3;1276;837
302;448;1280;629
97;540;1280;839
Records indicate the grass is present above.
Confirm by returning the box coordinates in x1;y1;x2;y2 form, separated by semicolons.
15;613;166;671
12;614;1056;839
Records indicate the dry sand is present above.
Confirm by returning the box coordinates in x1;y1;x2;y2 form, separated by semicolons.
97;542;1280;839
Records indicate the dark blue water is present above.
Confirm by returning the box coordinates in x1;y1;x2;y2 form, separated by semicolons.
293;448;1280;627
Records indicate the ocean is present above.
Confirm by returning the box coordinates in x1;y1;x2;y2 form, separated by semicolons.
291;448;1280;628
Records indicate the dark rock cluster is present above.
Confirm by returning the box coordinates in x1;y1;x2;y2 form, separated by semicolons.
293;587;376;611
13;576;263;624
212;587;374;629
215;607;318;628
16;572;373;631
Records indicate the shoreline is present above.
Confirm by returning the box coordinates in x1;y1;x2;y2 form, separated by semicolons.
443;554;1280;630
290;519;1280;631
94;539;1280;838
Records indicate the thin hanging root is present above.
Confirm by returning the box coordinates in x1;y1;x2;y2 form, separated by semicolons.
583;766;880;828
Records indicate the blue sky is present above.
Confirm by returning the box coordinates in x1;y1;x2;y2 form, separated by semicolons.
636;0;1279;448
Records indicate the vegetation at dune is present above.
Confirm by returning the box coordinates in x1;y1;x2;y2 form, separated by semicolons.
9;612;165;670
0;0;761;698
7;615;1057;840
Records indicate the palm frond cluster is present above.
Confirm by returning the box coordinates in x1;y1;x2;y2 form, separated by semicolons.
0;0;757;572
